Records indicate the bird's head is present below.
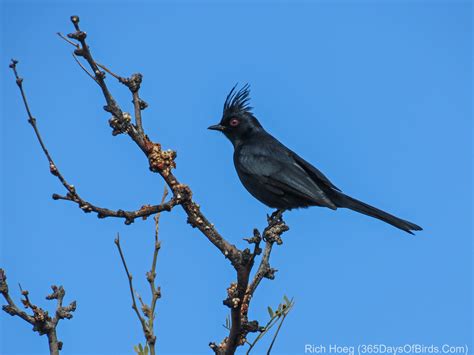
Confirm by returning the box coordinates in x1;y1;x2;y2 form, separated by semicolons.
208;84;264;146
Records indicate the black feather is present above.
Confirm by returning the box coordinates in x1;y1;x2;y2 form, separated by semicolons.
210;86;423;235
223;83;253;116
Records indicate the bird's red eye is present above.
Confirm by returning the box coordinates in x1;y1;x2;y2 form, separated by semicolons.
230;118;240;127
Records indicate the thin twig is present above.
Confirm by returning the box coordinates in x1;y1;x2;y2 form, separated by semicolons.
148;188;167;324
114;235;149;338
56;32;78;47
246;297;294;354
267;312;289;354
96;62;121;80
52;192;178;225
72;53;97;83
115;187;168;354
95;62;146;133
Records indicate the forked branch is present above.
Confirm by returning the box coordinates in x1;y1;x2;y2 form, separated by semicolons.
0;269;76;355
9;59;177;225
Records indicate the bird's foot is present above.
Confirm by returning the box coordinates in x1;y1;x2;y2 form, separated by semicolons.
268;209;285;222
262;209;288;245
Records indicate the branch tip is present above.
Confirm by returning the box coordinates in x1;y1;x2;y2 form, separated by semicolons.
70;15;80;29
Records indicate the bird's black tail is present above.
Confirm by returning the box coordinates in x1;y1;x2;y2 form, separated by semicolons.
330;191;422;235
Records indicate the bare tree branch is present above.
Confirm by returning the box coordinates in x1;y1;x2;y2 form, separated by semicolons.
9;59;177;225
0;269;76;355
60;16;242;264
211;211;289;354
148;188;167;329
115;235;153;348
245;211;288;306
9;15;293;354
51;192;178;225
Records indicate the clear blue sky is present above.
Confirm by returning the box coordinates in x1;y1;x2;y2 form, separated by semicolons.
1;1;472;354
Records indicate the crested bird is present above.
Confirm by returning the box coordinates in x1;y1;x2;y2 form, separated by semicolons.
208;84;422;234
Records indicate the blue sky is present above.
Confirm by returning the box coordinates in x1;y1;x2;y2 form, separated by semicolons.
1;1;472;354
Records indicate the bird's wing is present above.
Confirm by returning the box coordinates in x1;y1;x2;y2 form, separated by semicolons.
237;141;337;209
290;152;341;192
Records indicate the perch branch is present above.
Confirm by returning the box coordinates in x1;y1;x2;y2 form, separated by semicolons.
211;211;289;354
245;211;287;304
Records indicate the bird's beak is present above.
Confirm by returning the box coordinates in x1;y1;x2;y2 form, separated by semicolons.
208;124;225;132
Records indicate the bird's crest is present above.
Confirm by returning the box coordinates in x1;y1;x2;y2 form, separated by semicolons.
223;83;253;115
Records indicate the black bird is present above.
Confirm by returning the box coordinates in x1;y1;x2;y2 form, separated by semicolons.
208;84;422;234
